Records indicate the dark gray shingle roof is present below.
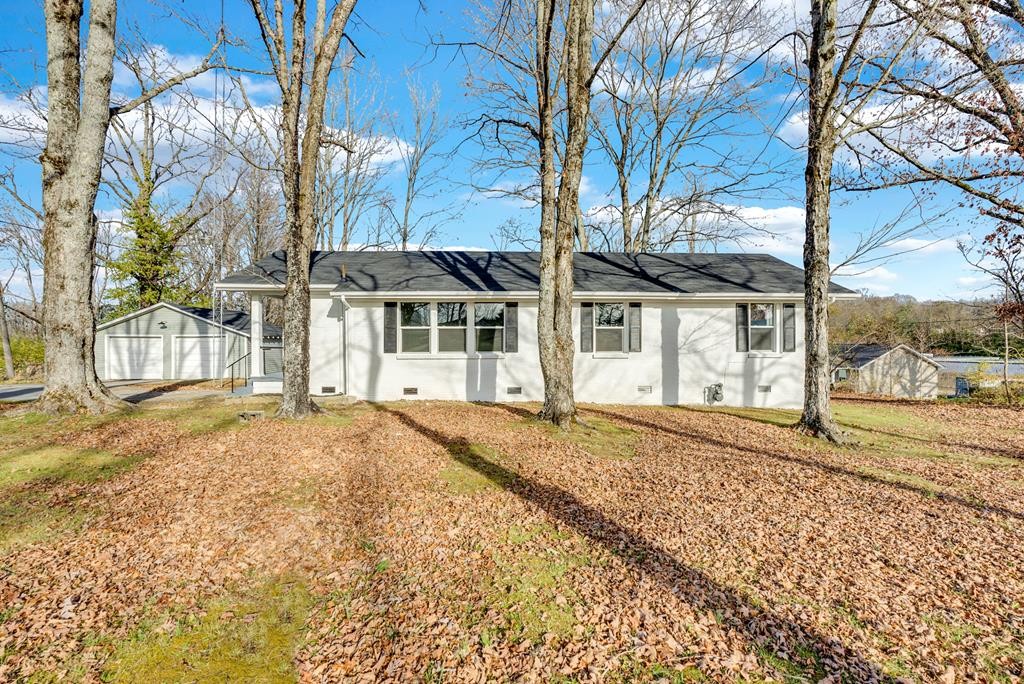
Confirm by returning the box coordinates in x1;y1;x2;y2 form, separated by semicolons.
218;250;857;296
169;304;282;337
833;344;894;368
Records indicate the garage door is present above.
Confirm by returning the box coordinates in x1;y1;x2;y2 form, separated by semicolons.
107;336;164;380
174;336;223;379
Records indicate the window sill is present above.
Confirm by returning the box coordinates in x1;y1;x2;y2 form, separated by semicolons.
591;352;630;359
396;352;507;360
746;352;783;359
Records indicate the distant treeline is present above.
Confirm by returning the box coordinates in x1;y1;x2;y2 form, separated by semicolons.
830;295;1021;357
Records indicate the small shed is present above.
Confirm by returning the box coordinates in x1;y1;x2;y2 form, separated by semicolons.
95;302;280;381
832;343;941;399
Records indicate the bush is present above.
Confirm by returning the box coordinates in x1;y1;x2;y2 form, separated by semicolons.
0;336;44;380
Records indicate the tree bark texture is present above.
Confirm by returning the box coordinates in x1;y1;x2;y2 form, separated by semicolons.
250;0;357;418
796;0;844;442
38;0;124;414
538;0;595;428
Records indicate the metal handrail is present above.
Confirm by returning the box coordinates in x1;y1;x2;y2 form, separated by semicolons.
226;351;251;393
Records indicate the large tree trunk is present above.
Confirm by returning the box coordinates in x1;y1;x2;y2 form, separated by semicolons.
276;26;314;418
538;0;595;428
535;0;566;425
270;0;356;419
38;0;124;414
796;0;843;442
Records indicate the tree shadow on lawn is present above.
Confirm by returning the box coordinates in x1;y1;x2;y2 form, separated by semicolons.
374;404;893;681
585;407;1024;523
678;401;1024;463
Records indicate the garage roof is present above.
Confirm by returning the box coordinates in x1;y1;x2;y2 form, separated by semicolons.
217;250;858;297
834;343;941;369
97;302;281;337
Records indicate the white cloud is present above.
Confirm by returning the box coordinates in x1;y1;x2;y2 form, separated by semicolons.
438;245;488;251
884;236;961;254
832;265;900;296
955;274;989;287
833;265;899;281
732;205;806;255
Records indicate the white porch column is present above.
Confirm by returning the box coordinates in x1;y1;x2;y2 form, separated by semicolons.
250;295;264;377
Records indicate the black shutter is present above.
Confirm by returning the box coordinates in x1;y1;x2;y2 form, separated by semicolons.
504;302;518;352
580;302;593;352
384;302;397;353
628;302;641;352
735;304;749;352
783;303;796;352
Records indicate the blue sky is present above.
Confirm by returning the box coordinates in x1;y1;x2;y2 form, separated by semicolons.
0;0;999;302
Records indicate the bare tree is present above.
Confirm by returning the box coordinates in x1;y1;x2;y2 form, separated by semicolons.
32;0;221;414
388;81;456;249
457;0;645;426
315;54;390;250
246;0;358;418
843;0;1024;229
590;0;784;253
794;0;933;440
959;232;1023;403
101;44;237;315
0;184;44;311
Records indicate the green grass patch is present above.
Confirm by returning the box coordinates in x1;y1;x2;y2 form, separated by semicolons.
832;403;944;437
856;465;943;496
881;653;917;681
479;525;591;645
0;411;117;453
0;446;142;489
103;577;313;683
309;401;372;427
0;446;145;555
980;639;1024;683
439;443;514;494
515;414;639;460
138;398;279;434
923;613;983;648
607;655;707;683
689;405;800;429
0;491;90;555
485;551;580;644
755;643;827;683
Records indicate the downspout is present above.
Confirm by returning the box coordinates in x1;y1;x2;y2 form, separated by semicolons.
339;294;351;396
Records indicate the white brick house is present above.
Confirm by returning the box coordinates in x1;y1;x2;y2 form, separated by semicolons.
216;251;858;408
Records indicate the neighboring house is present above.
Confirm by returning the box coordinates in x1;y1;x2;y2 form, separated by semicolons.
831;343;941;399
216;250;857;408
932;355;1024;395
95;302;281;381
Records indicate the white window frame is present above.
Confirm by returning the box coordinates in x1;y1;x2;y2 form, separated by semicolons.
747;302;777;353
399;301;432;354
436;302;469;354
473;302;505;354
592;302;627;354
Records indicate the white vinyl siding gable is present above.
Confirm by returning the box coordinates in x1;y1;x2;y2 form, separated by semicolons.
95;305;249;380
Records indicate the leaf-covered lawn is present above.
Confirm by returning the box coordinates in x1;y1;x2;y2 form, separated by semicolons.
0;398;1021;682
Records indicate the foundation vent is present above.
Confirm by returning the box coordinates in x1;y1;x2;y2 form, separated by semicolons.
637;385;653;394
321;386;336;394
403;387;419;396
507;386;523;395
757;385;772;393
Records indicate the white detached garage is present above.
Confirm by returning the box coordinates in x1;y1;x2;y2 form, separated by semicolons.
95;302;259;381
